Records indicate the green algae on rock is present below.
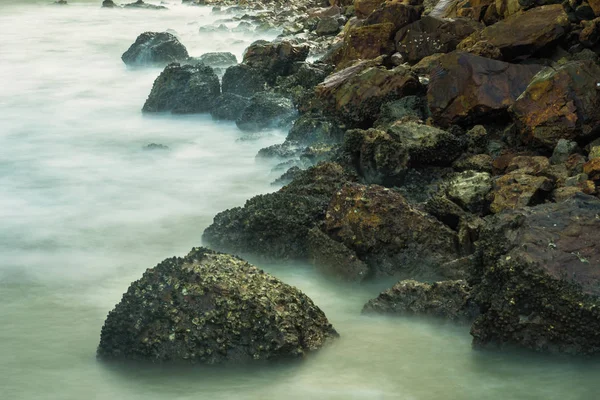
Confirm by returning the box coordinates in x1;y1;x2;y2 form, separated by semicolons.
97;247;338;363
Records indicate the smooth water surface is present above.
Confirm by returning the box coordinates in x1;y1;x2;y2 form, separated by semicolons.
1;1;600;399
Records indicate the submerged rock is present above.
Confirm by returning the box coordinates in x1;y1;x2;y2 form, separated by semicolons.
142;63;220;114
235;92;296;132
123;0;167;10
97;247;338;363
222;64;267;97
363;279;477;321
194;52;237;68
122;32;188;67
472;194;600;354
102;0;117;7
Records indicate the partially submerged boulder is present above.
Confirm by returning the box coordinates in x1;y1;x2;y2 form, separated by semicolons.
142;63;220;114
236;92;296;132
98;247;338;363
194;52;237;68
210;93;250;121
242;40;310;84
363;279;477;321
510;61;600;149
222;64;267;97
472;194;600;354
427;52;542;127
123;0;167;9
122;32;188;66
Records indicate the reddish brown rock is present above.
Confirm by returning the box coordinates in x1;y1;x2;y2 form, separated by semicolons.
242;40;309;84
315;59;420;125
427;52;542;127
354;0;386;18
490;172;553;213
441;0;495;21
510;61;600;149
338;23;396;69
506;156;550;176
320;184;462;279
395;16;482;64
364;0;421;31
457;5;569;61
580;17;600;48
584;158;600;180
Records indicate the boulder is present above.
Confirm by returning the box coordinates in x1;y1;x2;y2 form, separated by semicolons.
550;139;579;165
363;279;477;320
210;93;250;121
343;128;409;186
440;0;495;21
242;40;310;84
364;1;421;32
489;172;553;213
457;5;569;62
235;92;296;132
203;163;353;260
471;194;600;354
427;52;542;127
337;23;396;68
453;154;493;173
142;63;220;114
375;96;429;127
121;32;188;67
395;16;482;64
387;121;465;166
97;247;338;363
194;52;237;68
315;59;420;126
446;170;492;213
102;0;117;7
320;184;462;279
123;0;167;9
354;0;385;18
222;64;267;97
316;17;341;36
286;113;346;145
510;61;600;149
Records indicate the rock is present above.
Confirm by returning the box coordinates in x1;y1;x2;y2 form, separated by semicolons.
307;228;370;281
457;5;569;62
54;0;67;4
320;184;462;279
446;170;492;213
236;92;296;132
337;23;396;68
589;145;600;160
510;61;600;149
506;156;550;176
440;0;495;20
552;186;585;202
489;172;553;213
242;40;310;84
315;59;420;126
286;113;345;145
97;247;338;363
471;194;600;354
395;16;482;64
363;279;477;320
343;128;409;186
427;52;542;127
364;1;421;31
142;63;220;114
583;158;600;180
123;0;167;10
275;63;333;111
374;96;429;127
210;93;250;121
121;32;188;67
194;52;237;68
102;0;117;7
580;17;600;48
203;163;353;260
143;143;169;151
316;16;341;36
550;139;579;165
271;166;303;186
354;0;385;18
387;121;465;166
453;154;494;173
257;141;303;159
222;64;268;97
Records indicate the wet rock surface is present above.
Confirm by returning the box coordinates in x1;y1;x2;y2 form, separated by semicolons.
98;247;338;363
122;32;189;67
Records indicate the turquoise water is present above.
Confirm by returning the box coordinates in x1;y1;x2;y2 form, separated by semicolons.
1;1;600;399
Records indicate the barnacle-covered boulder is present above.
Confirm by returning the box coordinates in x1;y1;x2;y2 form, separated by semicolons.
97;248;338;363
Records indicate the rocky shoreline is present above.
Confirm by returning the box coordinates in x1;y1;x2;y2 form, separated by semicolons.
98;0;600;362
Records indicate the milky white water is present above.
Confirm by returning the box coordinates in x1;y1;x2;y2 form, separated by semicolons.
1;1;600;399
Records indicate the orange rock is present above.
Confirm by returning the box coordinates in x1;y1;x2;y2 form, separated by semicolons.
583;158;600;181
337;23;396;69
490;172;553;213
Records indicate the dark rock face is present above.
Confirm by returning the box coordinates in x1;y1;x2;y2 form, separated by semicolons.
457;4;569;62
222;64;267;97
319;184;462;279
363;279;477;321
395;16;482;64
102;0;117;7
122;32;187;66
316;17;341;36
510;61;600;149
97;247;338;363
142;63;220;114
427;52;542;127
242;40;310;84
337;23;396;69
364;0;421;32
315;59;420;126
194;52;237;68
286;113;345;145
471;194;600;354
203;163;353;260
375;96;429;127
210;93;250;121
123;0;167;9
235;92;296;132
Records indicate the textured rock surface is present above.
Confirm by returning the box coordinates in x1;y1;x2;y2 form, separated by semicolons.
98;247;338;363
142;63;220;114
222;64;267;97
363;279;477;320
489;172;553;213
337;23;396;69
210;93;250;121
510;61;600;149
446;170;492;213
242;40;309;84
194;52;237;68
236;92;296;132
122;32;188;66
471;194;600;354
427;52;542;127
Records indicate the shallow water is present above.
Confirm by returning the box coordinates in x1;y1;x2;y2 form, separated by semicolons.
2;1;600;399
